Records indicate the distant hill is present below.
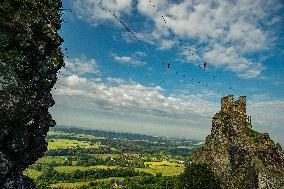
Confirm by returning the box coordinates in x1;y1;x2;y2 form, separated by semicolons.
53;125;201;144
192;95;284;189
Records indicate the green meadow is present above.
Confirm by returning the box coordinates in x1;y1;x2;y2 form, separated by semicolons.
23;127;200;188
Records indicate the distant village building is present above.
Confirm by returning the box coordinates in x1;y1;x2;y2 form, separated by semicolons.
123;153;138;159
114;182;125;188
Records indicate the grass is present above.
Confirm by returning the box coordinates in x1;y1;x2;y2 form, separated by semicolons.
93;165;118;170
51;181;90;189
28;130;188;187
245;128;274;145
47;139;103;150
50;177;124;189
253;158;266;171
54;165;117;173
135;161;185;176
53;162;184;176
144;161;179;166
23;169;42;180
36;156;66;164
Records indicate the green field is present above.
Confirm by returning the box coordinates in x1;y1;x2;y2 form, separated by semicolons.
50;177;124;189
135;162;185;176
23;169;42;180
36;156;66;164
54;165;117;173
51;181;90;189
48;131;105;140
48;139;103;150
23;128;197;188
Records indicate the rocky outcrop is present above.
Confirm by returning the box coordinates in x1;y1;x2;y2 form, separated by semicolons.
0;1;64;188
192;95;284;189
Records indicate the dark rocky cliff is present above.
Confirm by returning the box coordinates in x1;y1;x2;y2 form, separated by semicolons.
192;95;284;189
0;1;64;188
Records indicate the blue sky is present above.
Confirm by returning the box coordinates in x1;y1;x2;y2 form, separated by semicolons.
51;0;284;145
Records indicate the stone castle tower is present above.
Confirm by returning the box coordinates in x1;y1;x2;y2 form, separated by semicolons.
220;95;251;126
210;95;252;136
221;95;246;115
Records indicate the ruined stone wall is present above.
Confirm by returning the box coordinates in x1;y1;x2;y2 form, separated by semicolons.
237;96;246;115
221;95;234;112
220;95;248;127
221;95;246;115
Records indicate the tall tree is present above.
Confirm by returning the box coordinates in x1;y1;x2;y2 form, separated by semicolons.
179;163;221;189
0;0;64;188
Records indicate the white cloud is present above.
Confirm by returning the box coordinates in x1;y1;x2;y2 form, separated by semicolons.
249;99;284;129
135;0;281;78
248;99;284;145
112;53;146;66
52;71;219;139
106;77;126;85
72;0;281;78
51;54;284;145
158;39;175;50
202;44;265;78
65;75;88;86
73;0;132;25
121;30;156;45
134;51;147;57
227;19;267;52
55;74;216;118
52;71;284;145
64;56;100;76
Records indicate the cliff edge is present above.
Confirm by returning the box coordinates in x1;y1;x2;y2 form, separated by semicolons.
192;95;284;189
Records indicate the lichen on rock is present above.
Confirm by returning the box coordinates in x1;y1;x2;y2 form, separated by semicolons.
192;95;284;189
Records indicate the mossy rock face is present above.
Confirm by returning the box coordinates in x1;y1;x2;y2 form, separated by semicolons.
253;157;266;172
0;0;64;188
245;128;275;145
192;96;284;189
